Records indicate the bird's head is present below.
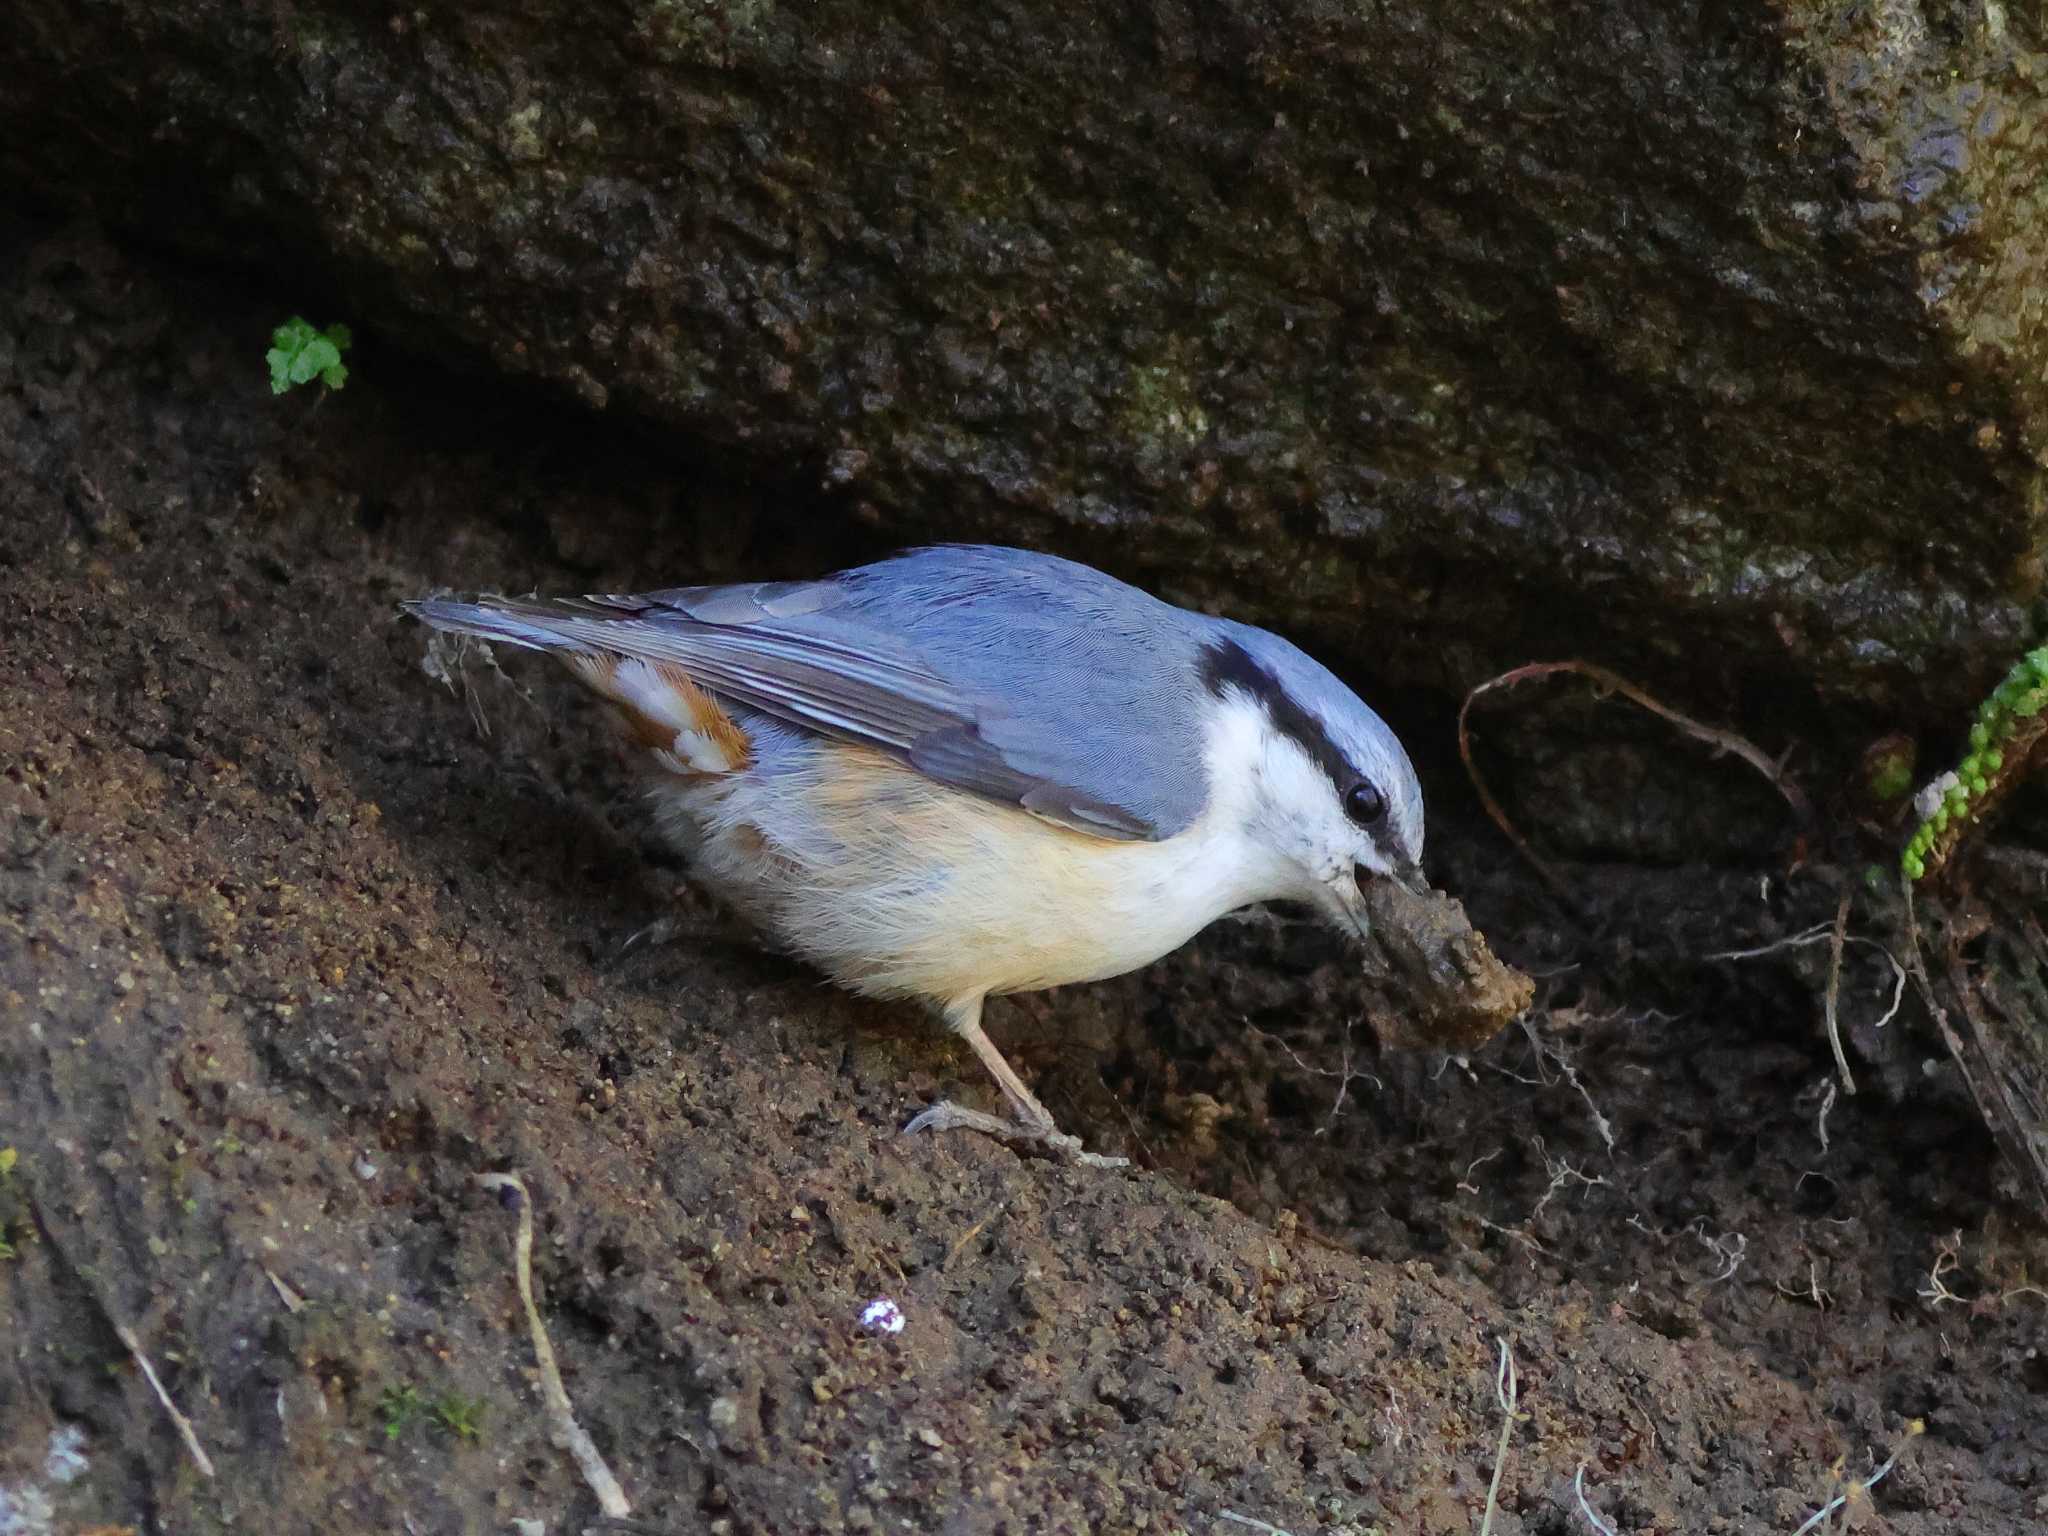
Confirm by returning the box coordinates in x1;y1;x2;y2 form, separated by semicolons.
1200;627;1425;940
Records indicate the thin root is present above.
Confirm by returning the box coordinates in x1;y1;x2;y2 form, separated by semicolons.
1710;918;1905;1095
23;1181;215;1480
1216;1513;1296;1536
476;1171;632;1520
1791;1422;1922;1535
117;1322;215;1479
943;1200;1012;1269
1917;1229;2048;1311
1479;1336;1522;1536
1573;1463;1620;1536
1822;892;1856;1096
1244;1016;1381;1133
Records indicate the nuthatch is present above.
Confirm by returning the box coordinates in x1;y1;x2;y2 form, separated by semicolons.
406;545;1424;1162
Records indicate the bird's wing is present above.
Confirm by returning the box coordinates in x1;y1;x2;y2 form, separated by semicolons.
404;551;1212;841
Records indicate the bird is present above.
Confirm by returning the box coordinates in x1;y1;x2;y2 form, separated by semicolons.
403;545;1424;1163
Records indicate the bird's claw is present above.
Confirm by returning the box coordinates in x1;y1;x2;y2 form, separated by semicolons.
903;1100;1129;1169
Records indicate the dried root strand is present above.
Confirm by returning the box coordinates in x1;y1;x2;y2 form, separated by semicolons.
1458;660;1811;897
476;1172;632;1521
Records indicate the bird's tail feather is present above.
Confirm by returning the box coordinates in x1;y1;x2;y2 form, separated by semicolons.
402;594;752;775
400;594;610;656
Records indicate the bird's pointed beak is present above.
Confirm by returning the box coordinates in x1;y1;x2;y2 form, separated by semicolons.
1320;873;1376;945
1322;860;1427;944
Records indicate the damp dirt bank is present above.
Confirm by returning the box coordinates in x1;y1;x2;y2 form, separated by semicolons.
3;223;2046;1535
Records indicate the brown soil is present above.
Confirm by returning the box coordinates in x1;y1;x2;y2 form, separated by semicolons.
3;220;2044;1536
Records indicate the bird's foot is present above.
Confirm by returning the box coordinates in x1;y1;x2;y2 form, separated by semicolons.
902;1100;1129;1169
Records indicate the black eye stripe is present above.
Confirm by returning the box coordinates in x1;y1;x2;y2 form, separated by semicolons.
1200;639;1362;800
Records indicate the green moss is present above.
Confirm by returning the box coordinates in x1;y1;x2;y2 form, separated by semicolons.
1119;349;1210;450
501;102;545;162
1865;744;1916;802
637;0;775;66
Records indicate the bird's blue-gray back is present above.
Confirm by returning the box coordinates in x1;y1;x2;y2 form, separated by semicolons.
632;546;1218;839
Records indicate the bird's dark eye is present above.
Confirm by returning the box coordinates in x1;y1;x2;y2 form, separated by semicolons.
1344;780;1387;827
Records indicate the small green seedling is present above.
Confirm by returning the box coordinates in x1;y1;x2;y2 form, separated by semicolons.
377;1382;486;1444
432;1392;487;1443
0;1147;23;1261
377;1383;427;1440
267;316;352;395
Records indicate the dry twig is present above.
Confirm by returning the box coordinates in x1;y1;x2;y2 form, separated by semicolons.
263;1267;305;1314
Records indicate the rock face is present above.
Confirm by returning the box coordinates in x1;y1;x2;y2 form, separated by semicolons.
5;2;2045;717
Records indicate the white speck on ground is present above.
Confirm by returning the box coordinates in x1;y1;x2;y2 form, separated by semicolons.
0;1482;54;1536
859;1297;906;1334
42;1426;88;1485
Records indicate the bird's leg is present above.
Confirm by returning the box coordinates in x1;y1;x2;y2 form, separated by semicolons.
902;996;1128;1169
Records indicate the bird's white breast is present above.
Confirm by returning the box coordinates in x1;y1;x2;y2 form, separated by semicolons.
653;695;1294;1006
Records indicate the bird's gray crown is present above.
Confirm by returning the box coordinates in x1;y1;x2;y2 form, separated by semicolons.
1198;624;1424;866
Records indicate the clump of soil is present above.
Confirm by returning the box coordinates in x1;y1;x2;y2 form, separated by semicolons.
3;220;2045;1535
